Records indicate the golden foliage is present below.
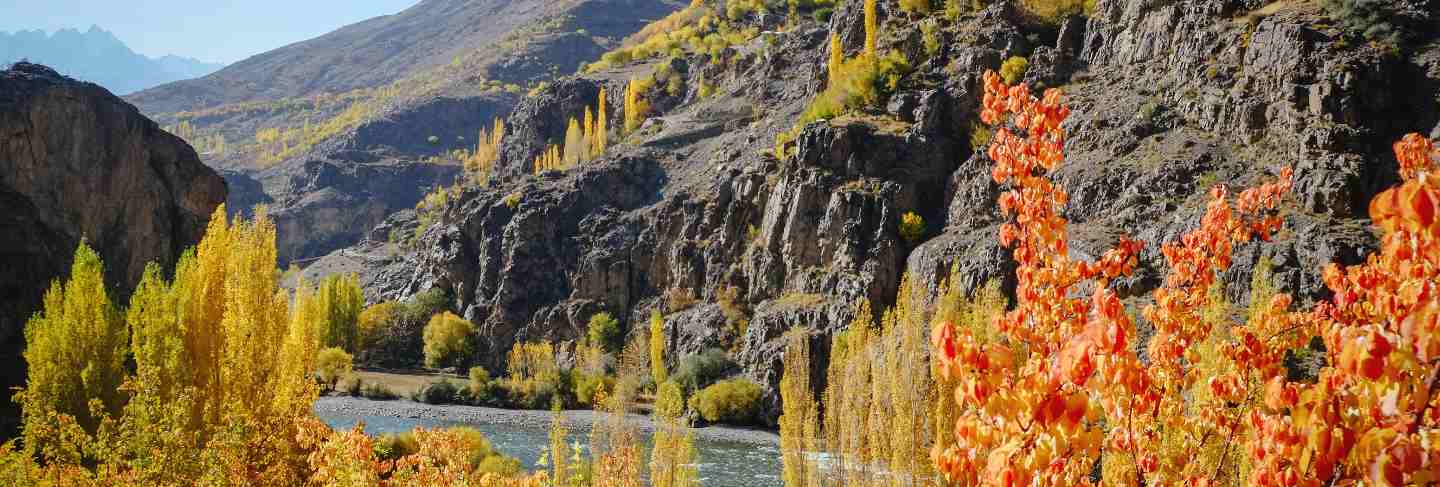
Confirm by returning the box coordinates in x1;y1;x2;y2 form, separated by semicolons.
650;310;668;387
423;311;475;369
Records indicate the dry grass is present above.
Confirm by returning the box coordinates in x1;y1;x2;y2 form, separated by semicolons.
350;370;462;398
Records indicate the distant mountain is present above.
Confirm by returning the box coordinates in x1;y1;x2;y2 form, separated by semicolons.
0;26;225;95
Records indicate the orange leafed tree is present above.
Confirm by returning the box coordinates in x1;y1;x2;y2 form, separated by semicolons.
930;70;1440;485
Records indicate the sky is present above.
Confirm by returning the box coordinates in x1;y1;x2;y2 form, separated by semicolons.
0;0;420;64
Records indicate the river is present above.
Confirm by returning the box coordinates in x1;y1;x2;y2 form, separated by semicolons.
314;397;783;486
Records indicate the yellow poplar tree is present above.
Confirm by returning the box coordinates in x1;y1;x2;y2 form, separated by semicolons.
583;107;596;158
650;310;667;386
864;0;878;57
779;328;819;487
596;89;609;154
563;117;583;167
650;380;697;487
828;34;843;86
17;242;128;457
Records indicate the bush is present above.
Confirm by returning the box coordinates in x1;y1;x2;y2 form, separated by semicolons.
498;375;567;410
571;372;615;407
1322;0;1401;42
673;348;736;394
359;288;450;368
414;378;461;405
315;347;353;389
587;312;622;353
801;51;911;125
689;379;763;425
999;56;1028;85
899;0;934;14
812;7;833;23
375;431;419;461
360;382;400;400
1018;0;1091;24
423;311;474;369
467;366;497;404
899;212;926;244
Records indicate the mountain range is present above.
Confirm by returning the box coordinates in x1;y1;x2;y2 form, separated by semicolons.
0;26;224;95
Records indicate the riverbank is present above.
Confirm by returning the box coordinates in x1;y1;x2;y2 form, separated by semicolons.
313;396;780;446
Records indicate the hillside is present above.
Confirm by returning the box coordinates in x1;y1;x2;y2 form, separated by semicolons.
0;62;226;439
311;0;1440;424
125;0;686;264
0;26;225;95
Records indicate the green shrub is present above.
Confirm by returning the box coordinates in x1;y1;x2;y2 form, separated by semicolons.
414;378;461;404
674;348;736;394
969;121;994;152
921;20;942;58
571;372;615;407
315;347;353;389
360;382;399;400
1000;56;1029;85
899;0;934;14
899;212;927;244
1322;0;1400;42
587;312;622;353
375;431;419;461
813;7;834;23
359;288;450;369
467;366;498;404
689;379;763;425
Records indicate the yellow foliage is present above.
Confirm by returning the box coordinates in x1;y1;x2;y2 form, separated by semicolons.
864;0;878;56
423;311;475;369
1000;55;1029;85
650;310;668;386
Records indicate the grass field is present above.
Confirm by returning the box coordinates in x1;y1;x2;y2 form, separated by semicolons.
345;369;462;398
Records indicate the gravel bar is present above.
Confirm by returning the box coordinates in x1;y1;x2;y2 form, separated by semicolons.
314;396;780;446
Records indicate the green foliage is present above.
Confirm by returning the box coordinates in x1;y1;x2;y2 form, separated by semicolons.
359;382;399;400
801;51;911;124
315;347;353;389
969;121;994;152
1322;0;1401;42
674;348;735;393
587;312;622;353
1000;56;1029;85
813;7;834;23
375;431;420;462
316;273;363;352
1018;0;1091;24
571;372;614;407
414;378;462;404
689;379;763;425
899;212;927;244
356;289;449;368
921;20;942;58
18;242;128;454
422;311;474;369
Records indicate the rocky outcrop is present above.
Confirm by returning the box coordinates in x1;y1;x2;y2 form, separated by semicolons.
0;62;226;438
331;0;1440;425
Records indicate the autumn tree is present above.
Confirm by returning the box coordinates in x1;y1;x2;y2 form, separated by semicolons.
595;88;609;156
827;34;843;86
650;310;668;386
864;0;878;56
779;328;819;487
650;380;698;487
424;311;475;369
316;273;363;353
929;71;1301;485
16;242;128;458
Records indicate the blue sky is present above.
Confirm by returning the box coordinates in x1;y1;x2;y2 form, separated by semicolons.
0;0;420;64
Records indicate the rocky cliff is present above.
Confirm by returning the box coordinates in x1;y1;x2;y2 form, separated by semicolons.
324;0;1439;424
0;62;227;437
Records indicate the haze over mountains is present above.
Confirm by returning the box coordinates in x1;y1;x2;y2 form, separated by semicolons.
0;26;225;95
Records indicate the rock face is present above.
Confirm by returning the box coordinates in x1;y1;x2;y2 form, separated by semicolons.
0;62;226;438
334;0;1440;425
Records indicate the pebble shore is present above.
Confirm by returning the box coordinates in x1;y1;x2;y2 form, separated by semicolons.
314;396;780;446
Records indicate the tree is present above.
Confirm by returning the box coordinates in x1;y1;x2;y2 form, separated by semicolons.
864;0;878;57
650;381;697;487
588;312;622;354
827;34;842;87
423;311;475;369
17;242;128;457
596;88;609;154
315;347;353;389
317;273;363;353
929;71;1298;485
562;117;583;167
649;310;667;387
779;328;819;487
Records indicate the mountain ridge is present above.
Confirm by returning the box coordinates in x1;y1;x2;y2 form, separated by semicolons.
0;26;225;95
